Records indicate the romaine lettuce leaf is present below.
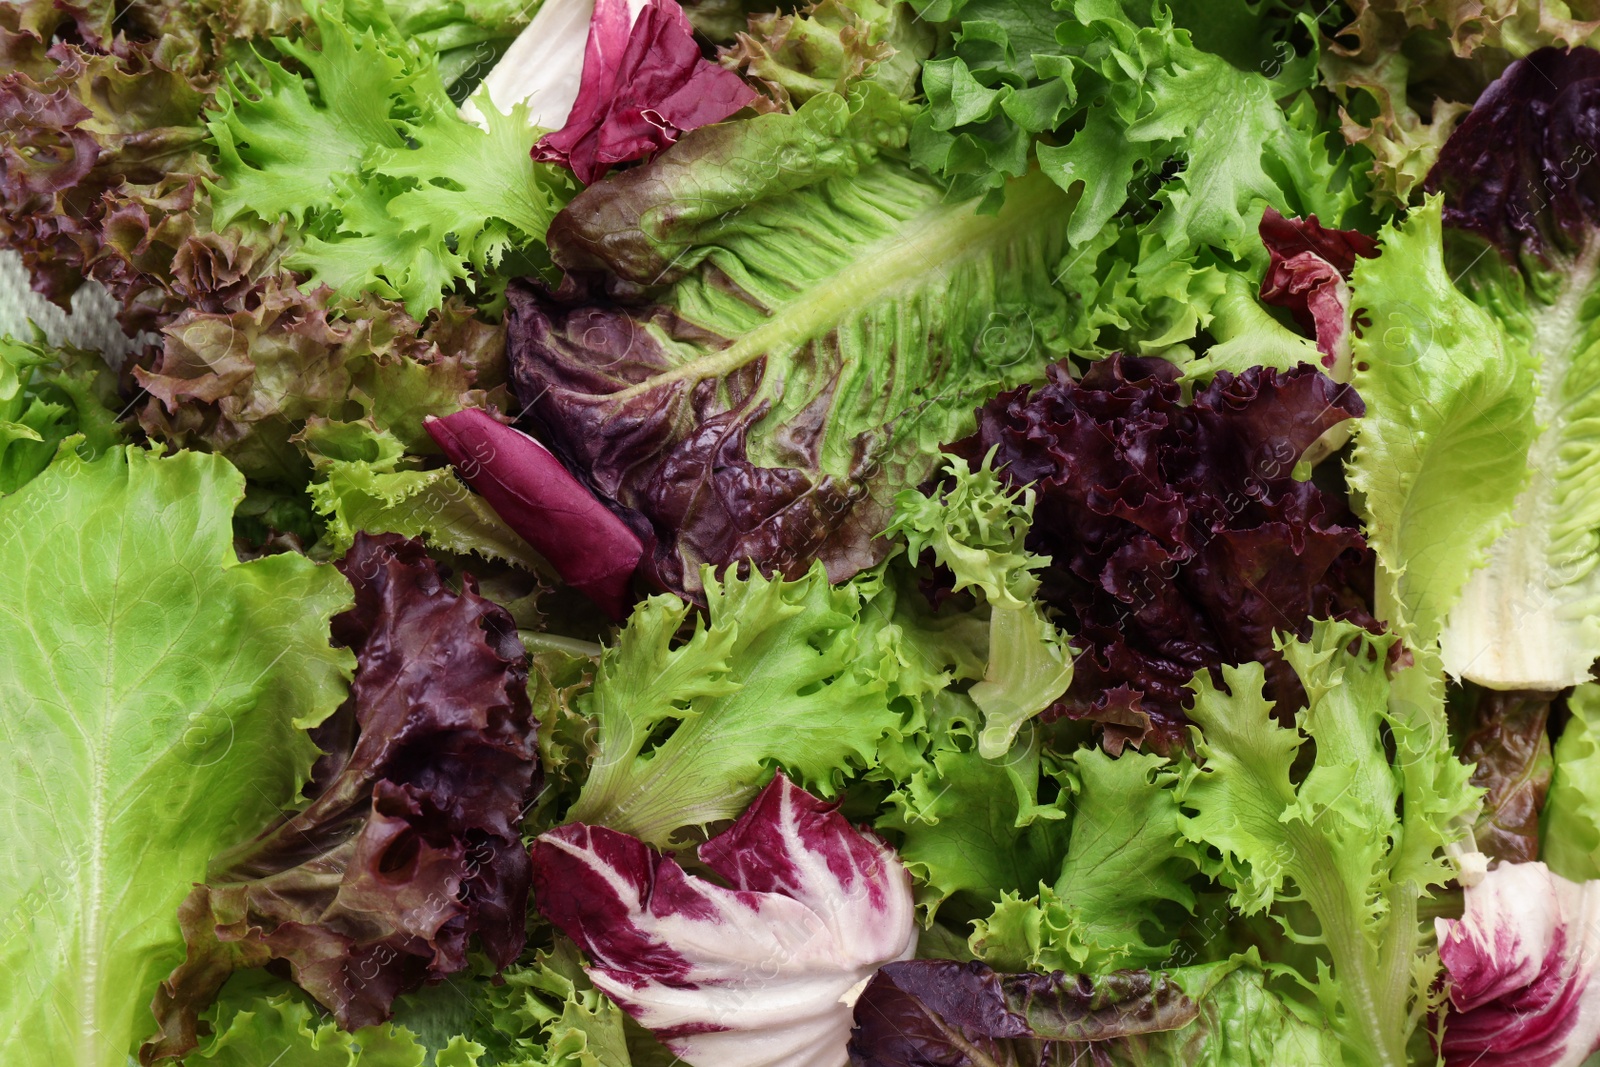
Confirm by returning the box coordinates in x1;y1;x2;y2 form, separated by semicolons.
1413;48;1600;688
0;445;354;1067
1344;194;1537;653
1177;620;1479;1067
1545;683;1600;882
506;83;1074;598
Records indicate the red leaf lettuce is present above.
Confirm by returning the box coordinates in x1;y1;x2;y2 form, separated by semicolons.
143;533;538;1062
948;354;1373;752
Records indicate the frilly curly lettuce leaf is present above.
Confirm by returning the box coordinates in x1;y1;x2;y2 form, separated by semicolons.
1345;195;1537;652
0;446;354;1067
884;456;1073;756
1177;620;1479;1067
877;697;1069;923
565;564;918;848
971;747;1198;975
205;0;572;316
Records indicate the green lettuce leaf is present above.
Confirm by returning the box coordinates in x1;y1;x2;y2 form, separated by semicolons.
1103;955;1344;1066
878;698;1069;922
0;333;124;494
1544;683;1600;882
884;455;1073;756
206;0;572;317
1177;619;1479;1067
564;564;917;847
972;747;1198;974
188;974;437;1066
1344;195;1537;649
304;419;547;570
0;446;353;1067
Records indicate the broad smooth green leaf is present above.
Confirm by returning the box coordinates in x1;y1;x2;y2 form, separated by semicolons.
0;446;353;1067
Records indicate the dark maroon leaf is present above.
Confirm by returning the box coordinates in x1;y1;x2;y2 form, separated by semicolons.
532;0;758;184
1424;46;1600;265
948;355;1373;752
1460;688;1555;865
425;406;645;619
847;958;1196;1067
142;533;538;1063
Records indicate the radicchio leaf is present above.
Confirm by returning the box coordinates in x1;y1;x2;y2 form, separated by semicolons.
533;772;917;1067
143;533;538;1063
846;958;1197;1066
1436;861;1600;1067
948;355;1373;752
531;0;758;183
1258;207;1378;379
425;406;644;619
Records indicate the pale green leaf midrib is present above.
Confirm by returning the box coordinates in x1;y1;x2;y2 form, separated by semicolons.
609;171;1066;403
1443;237;1600;685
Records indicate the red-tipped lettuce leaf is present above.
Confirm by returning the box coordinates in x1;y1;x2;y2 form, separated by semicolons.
948;355;1373;752
425;406;645;619
144;533;538;1062
533;772;917;1067
1258;207;1378;377
1435;861;1600;1067
532;0;758;183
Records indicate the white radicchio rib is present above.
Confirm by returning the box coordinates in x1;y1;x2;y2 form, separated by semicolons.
532;773;917;1067
1436;861;1600;1067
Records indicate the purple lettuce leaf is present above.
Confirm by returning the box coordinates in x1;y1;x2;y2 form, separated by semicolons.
1435;861;1600;1067
531;0;758;184
847;958;1196;1066
1423;46;1600;267
948;354;1373;752
1460;688;1555;866
143;533;538;1062
425;406;645;619
533;772;917;1067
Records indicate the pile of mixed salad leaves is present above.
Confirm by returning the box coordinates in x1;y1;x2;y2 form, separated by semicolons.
13;0;1600;1063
